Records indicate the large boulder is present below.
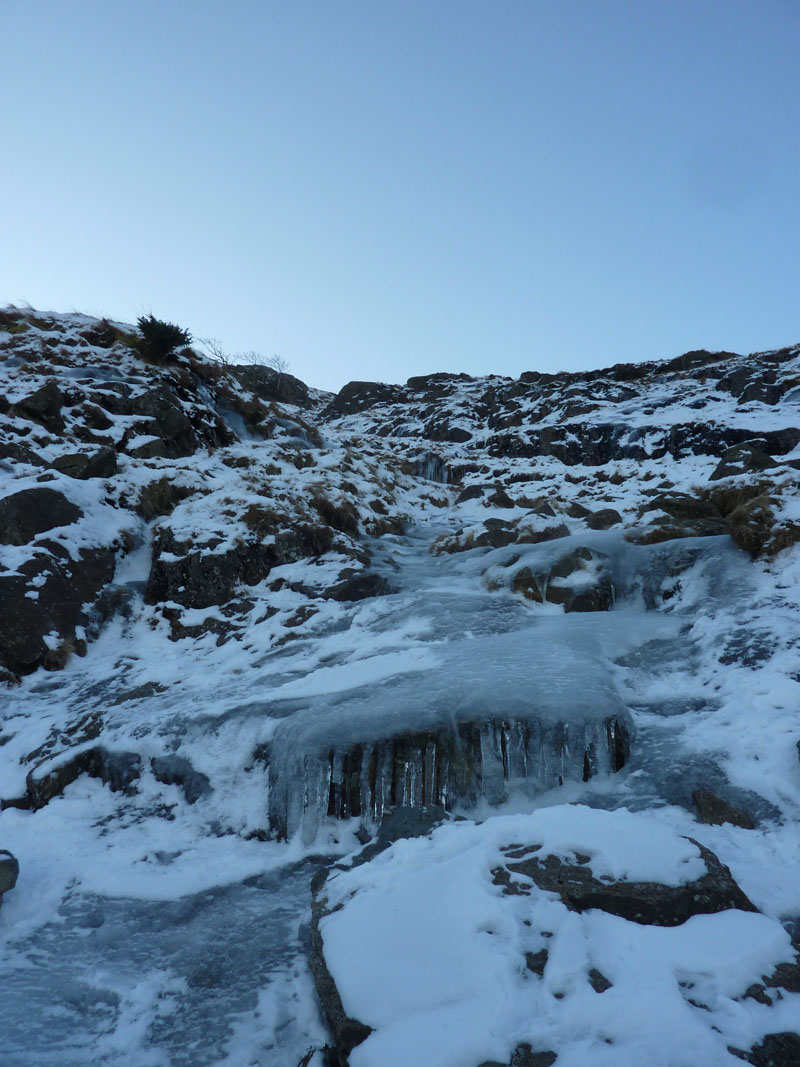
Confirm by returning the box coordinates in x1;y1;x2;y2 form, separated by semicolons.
9;380;64;432
0;487;82;545
49;446;117;480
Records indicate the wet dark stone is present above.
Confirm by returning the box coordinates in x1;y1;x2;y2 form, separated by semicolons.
227;364;310;408
10;380;64;431
147;525;329;609
730;1032;800;1067
585;508;622;530
710;443;778;481
309;883;372;1064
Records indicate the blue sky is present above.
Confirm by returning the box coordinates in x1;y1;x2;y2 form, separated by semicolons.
2;1;798;391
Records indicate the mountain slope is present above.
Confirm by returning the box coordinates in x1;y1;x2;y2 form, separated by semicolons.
1;308;799;1066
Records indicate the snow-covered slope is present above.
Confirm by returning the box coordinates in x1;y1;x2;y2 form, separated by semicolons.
1;308;799;1066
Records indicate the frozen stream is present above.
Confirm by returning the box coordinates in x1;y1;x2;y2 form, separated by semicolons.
0;521;768;1065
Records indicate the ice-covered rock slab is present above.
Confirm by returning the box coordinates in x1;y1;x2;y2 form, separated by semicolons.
266;621;636;840
269;715;629;840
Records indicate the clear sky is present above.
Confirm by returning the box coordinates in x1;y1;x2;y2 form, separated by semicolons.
2;1;798;392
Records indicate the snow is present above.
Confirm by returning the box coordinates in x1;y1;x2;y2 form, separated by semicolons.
1;312;800;1064
321;807;796;1067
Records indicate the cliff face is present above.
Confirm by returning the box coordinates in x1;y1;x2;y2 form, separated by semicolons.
1;308;800;1066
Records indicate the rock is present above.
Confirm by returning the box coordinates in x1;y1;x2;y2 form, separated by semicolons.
10;380;64;431
516;523;570;545
227;364;310;407
727;495;774;557
457;484;490;504
324;572;392;602
710;443;778;481
324;380;406;417
311;496;359;536
585;507;622;530
512;548;613;612
730;1033;800;1067
50;446;117;480
692;788;757;829
135;477;196;520
128;385;198;457
475;519;518;549
26;746;142;809
146;525;329;610
376;805;448;844
494;838;756;926
0;545;116;675
479;1046;557;1067
309;877;373;1063
150;755;211;804
407;371;473;393
525;949;548;976
0;850;19;901
0;487;82;545
588;968;612;992
486;487;516;509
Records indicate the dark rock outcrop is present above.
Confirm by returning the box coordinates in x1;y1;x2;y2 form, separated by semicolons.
146;525;332;610
227;364;310;408
480;1047;557;1067
0;487;82;545
730;1033;800;1067
0;545;116;675
10;380;64;432
127;385;198;457
325;380;406;417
